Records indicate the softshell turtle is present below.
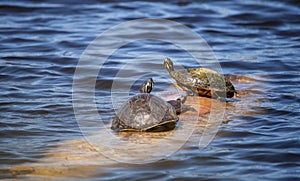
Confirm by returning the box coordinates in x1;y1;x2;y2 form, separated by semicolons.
111;78;185;132
164;57;235;98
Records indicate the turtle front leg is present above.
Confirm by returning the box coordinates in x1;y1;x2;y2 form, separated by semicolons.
174;83;195;96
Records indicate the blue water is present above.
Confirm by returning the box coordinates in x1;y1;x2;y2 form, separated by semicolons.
0;0;299;180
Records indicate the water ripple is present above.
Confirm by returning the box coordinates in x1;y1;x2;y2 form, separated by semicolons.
0;0;300;180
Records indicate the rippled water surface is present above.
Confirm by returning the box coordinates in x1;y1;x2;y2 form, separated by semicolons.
1;0;300;180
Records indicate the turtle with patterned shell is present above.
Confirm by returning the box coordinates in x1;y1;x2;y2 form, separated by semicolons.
164;57;235;99
111;78;186;132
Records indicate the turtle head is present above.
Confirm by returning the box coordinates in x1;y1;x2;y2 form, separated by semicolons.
139;78;154;93
164;57;174;72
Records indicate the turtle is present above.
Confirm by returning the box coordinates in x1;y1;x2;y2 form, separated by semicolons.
111;78;186;132
164;57;236;98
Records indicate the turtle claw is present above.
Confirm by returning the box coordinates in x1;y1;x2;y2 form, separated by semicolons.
186;90;194;96
181;104;196;113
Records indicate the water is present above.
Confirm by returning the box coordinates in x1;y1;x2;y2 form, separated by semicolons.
1;0;300;180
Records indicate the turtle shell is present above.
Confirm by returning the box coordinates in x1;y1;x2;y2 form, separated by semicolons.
170;68;235;98
111;93;179;132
